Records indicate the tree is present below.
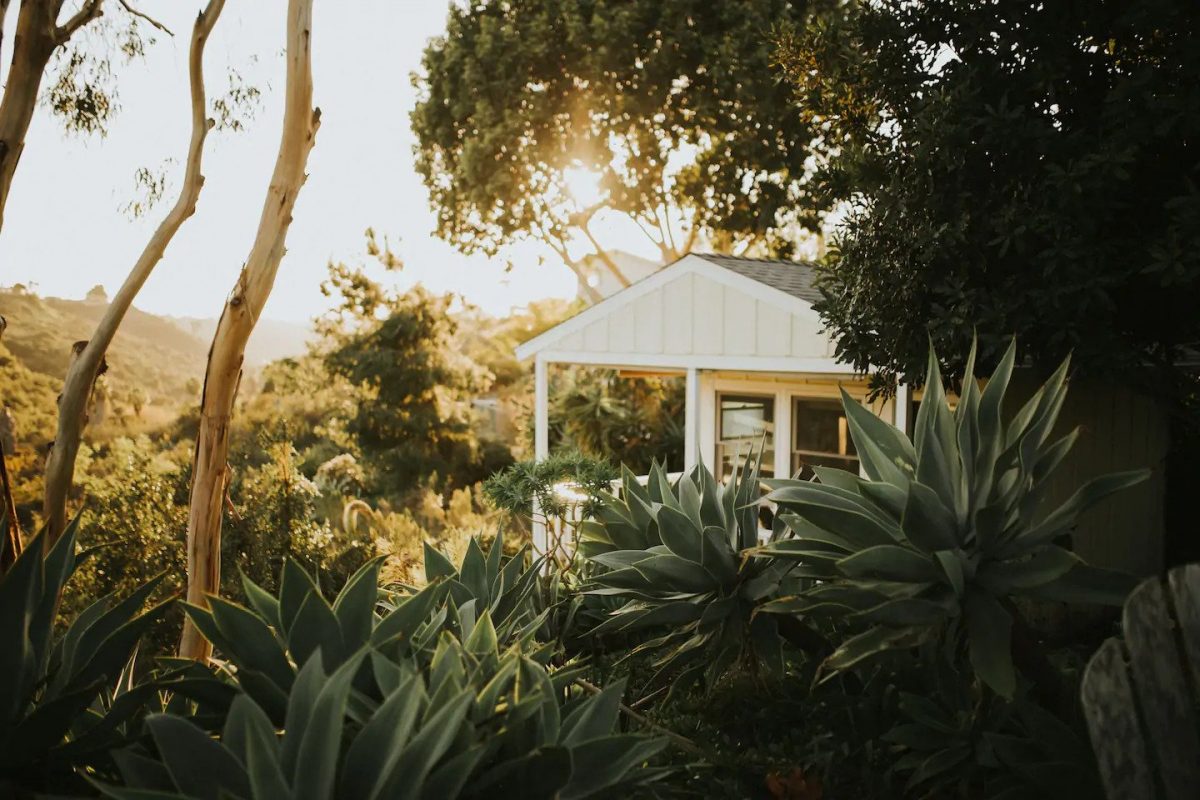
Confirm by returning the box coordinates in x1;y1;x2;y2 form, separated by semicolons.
777;0;1200;399
0;0;166;232
318;251;496;496
412;0;836;293
41;0;225;542
180;0;319;660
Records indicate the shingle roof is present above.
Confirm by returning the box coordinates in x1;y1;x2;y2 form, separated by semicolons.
693;254;823;305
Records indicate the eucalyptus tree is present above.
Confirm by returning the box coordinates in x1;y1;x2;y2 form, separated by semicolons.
179;0;320;660
0;0;171;232
412;0;835;288
41;0;226;542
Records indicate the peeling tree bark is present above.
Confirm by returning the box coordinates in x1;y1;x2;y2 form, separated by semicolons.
41;0;226;543
179;0;319;661
0;0;106;233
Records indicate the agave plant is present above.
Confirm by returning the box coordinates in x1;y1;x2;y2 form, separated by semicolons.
136;538;667;799
579;458;796;691
0;519;173;794
758;340;1146;697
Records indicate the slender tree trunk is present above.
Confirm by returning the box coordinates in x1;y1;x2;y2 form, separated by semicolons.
40;0;225;542
0;0;104;233
0;442;21;574
179;0;319;660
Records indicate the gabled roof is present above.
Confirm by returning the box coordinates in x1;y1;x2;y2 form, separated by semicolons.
691;255;823;305
514;253;834;366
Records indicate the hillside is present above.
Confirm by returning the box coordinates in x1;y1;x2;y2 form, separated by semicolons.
0;290;210;407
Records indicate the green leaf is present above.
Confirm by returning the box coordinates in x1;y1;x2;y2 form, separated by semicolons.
964;589;1015;699
422;543;457;582
839;386;916;484
341;675;425;800
561;678;624;745
209;596;294;690
1022;563;1138;606
1017;469;1150;552
333;557;383;650
851;597;954;626
823;625;915;673
655;505;704;564
901;481;960;552
146;713;251;799
292;653;365;800
837;545;942;583
280;559;321;634
977;546;1079;593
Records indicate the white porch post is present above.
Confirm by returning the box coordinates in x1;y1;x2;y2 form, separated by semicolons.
684;367;699;470
532;355;549;557
894;381;911;437
773;389;791;478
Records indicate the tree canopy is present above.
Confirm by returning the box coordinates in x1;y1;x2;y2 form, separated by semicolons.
780;0;1200;401
412;0;835;288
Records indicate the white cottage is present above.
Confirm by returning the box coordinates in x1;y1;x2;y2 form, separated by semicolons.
516;253;907;483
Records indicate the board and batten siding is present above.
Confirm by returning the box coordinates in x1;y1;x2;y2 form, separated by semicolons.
547;271;835;359
1009;376;1169;576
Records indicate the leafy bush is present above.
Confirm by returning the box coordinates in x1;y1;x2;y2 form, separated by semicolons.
759;340;1146;697
114;539;667;799
579;458;798;693
0;520;171;795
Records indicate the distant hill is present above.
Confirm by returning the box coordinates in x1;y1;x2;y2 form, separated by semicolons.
0;288;316;447
0;289;209;403
167;316;315;366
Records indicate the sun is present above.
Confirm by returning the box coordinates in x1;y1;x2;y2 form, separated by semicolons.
562;166;605;208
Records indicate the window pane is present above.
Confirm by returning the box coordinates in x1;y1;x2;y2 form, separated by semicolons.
792;397;859;480
718;394;774;479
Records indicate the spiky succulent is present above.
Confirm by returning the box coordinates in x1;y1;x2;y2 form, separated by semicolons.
580;458;795;690
109;535;667;799
758;340;1146;697
0;519;174;794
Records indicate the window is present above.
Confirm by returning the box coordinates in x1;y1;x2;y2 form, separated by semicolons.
792;397;859;480
717;394;774;478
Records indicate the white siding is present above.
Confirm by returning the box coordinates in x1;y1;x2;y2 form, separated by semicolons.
537;269;837;361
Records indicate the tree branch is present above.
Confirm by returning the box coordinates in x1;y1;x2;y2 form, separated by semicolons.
180;0;319;661
42;0;225;541
577;216;631;287
118;0;172;36
56;0;105;44
574;679;703;755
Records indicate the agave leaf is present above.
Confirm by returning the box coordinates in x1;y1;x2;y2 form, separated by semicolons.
333;557;384;650
420;743;488;800
977;546;1079;594
377;690;474;800
244;716;292;799
240;571;282;632
1015;469;1150;554
1021;563;1138;606
901;481;960;552
279;558;322;635
839;386;916;484
422;543;457;583
964;589;1015;699
344;674;427;800
222;693;280;769
823;625;916;673
837;545;942;583
458;538;490;608
371;580;447;651
655;505;704;564
291;653;366;800
207;597;296;691
146;713;251;798
561;677;625;745
58;574;166;693
768;482;901;545
559;735;668;800
851;597;954;626
69;597;173;693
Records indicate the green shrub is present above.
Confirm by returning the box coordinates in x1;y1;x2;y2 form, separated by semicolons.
758;339;1146;698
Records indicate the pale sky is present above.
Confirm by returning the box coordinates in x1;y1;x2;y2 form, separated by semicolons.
0;1;653;322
